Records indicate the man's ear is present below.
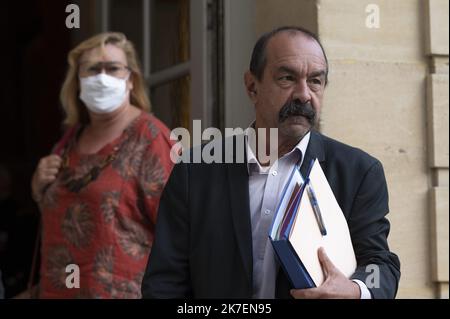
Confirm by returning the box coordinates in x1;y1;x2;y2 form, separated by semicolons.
244;71;258;104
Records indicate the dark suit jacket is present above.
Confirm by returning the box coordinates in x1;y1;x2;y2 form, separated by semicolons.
141;130;401;299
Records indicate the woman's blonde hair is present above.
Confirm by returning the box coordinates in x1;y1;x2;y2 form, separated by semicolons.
60;32;151;126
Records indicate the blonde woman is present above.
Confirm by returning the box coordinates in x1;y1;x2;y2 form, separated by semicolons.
31;33;174;298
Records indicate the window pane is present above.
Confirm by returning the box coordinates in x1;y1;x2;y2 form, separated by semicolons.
151;75;191;130
109;0;144;61
150;0;190;130
151;0;190;72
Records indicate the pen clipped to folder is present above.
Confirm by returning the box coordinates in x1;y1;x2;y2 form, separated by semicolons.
305;180;327;236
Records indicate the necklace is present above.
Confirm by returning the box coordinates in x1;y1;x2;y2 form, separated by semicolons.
59;112;142;193
60;130;122;193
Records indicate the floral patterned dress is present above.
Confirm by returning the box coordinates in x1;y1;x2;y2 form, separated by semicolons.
39;112;174;298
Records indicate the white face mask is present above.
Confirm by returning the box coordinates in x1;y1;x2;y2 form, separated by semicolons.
79;73;129;114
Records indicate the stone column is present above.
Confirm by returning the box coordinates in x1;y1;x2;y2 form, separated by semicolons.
425;0;449;299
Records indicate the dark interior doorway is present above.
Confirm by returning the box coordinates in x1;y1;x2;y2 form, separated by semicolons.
1;0;74;298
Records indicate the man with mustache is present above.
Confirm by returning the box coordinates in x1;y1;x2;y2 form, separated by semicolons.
142;26;400;299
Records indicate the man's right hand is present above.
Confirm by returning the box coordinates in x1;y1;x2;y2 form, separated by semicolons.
31;155;63;202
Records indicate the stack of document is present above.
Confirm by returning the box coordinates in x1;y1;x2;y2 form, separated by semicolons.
269;159;356;289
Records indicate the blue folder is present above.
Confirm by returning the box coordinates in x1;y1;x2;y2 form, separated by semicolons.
271;237;316;289
269;160;316;289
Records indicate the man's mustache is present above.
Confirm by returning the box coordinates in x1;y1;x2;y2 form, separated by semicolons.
278;99;316;124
